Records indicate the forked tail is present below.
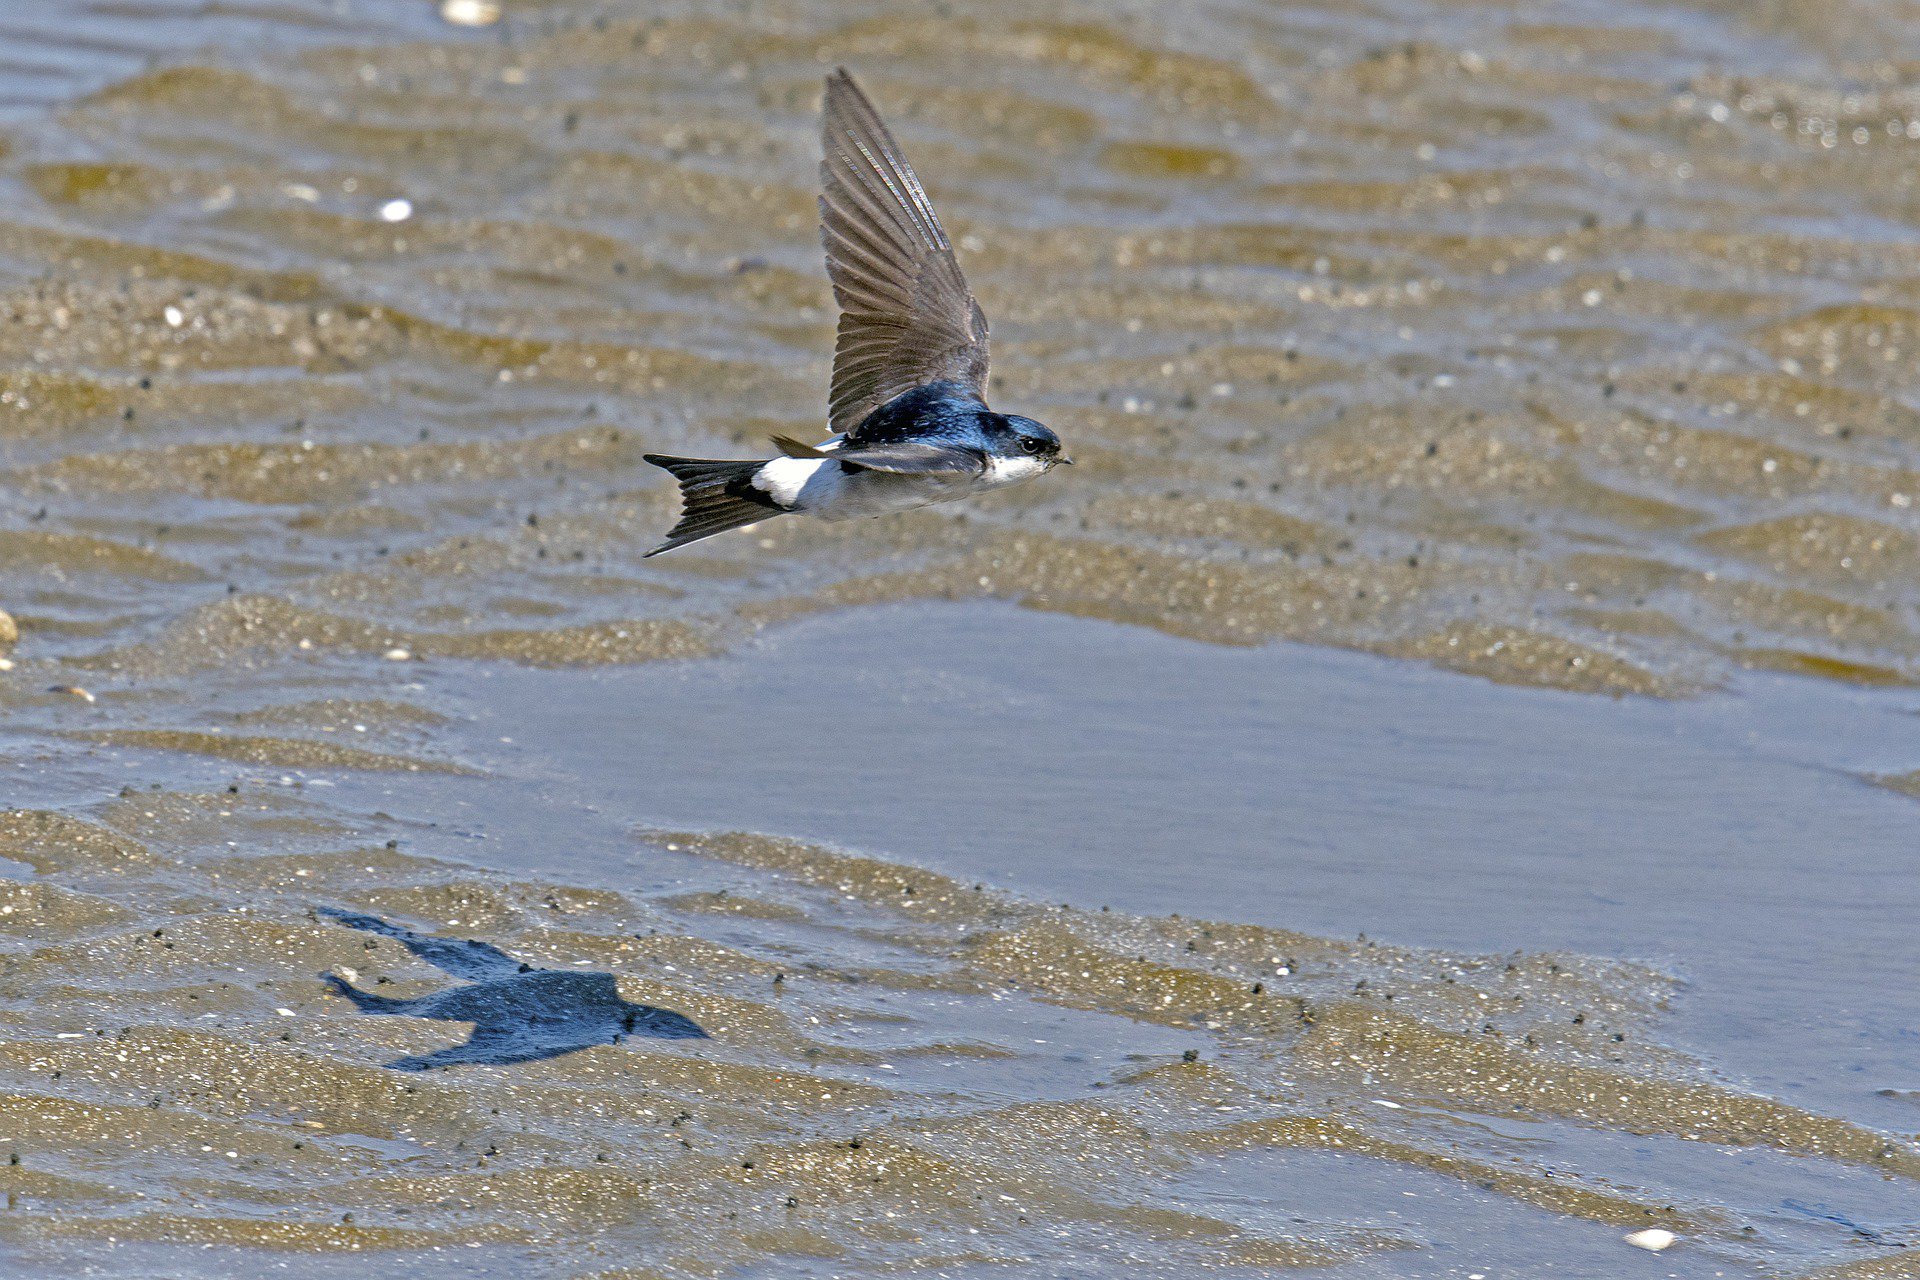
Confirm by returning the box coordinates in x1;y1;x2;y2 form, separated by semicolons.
642;455;785;555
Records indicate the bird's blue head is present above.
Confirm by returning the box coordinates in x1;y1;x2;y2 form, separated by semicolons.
985;413;1071;467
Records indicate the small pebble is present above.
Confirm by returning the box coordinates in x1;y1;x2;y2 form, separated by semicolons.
1624;1228;1676;1252
439;0;501;25
383;648;412;662
378;198;413;223
48;685;95;703
0;607;16;652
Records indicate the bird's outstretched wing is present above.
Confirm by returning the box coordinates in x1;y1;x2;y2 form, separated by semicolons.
771;433;984;475
819;68;990;436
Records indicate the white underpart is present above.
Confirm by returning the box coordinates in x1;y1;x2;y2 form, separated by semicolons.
750;438;1048;522
982;454;1049;485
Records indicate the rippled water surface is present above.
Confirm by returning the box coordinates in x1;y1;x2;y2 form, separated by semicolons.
3;0;1920;1275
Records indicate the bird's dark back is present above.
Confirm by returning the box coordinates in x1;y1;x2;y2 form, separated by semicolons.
847;380;990;445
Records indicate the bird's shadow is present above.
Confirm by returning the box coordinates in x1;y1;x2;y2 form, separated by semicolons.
317;908;707;1071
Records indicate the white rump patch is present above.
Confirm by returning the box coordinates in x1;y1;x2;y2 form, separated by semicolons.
752;457;831;509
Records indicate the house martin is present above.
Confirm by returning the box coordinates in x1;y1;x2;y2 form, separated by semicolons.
643;69;1070;556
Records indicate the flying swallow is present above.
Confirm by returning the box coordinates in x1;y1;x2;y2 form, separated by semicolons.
643;69;1069;556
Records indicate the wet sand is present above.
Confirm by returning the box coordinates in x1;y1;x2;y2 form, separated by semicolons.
3;0;1920;1274
449;603;1920;1129
3;604;1918;1276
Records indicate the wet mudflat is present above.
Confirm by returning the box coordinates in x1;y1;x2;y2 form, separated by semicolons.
447;602;1920;1131
3;0;1920;1275
3;606;1918;1278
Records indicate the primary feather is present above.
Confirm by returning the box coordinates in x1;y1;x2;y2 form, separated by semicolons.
819;68;991;435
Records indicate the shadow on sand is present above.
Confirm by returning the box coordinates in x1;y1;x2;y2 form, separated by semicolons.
318;908;707;1070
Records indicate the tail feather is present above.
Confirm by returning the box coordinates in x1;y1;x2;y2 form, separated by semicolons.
643;454;786;556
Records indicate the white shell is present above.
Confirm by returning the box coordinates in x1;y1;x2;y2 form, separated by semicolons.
1624;1229;1676;1252
440;0;501;26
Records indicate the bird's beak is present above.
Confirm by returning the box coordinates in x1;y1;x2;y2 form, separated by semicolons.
1056;455;1074;466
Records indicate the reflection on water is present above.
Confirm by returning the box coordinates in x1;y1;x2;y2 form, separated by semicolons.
319;908;706;1070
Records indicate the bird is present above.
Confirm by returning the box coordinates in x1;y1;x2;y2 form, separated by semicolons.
642;69;1070;556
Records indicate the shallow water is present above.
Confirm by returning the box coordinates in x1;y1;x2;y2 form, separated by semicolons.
6;606;1920;1277
4;0;1920;1275
449;603;1920;1127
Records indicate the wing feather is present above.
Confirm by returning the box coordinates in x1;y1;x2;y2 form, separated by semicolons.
834;440;986;474
769;433;983;475
819;69;991;435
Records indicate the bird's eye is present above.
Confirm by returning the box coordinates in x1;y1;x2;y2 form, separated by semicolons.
1018;436;1046;455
